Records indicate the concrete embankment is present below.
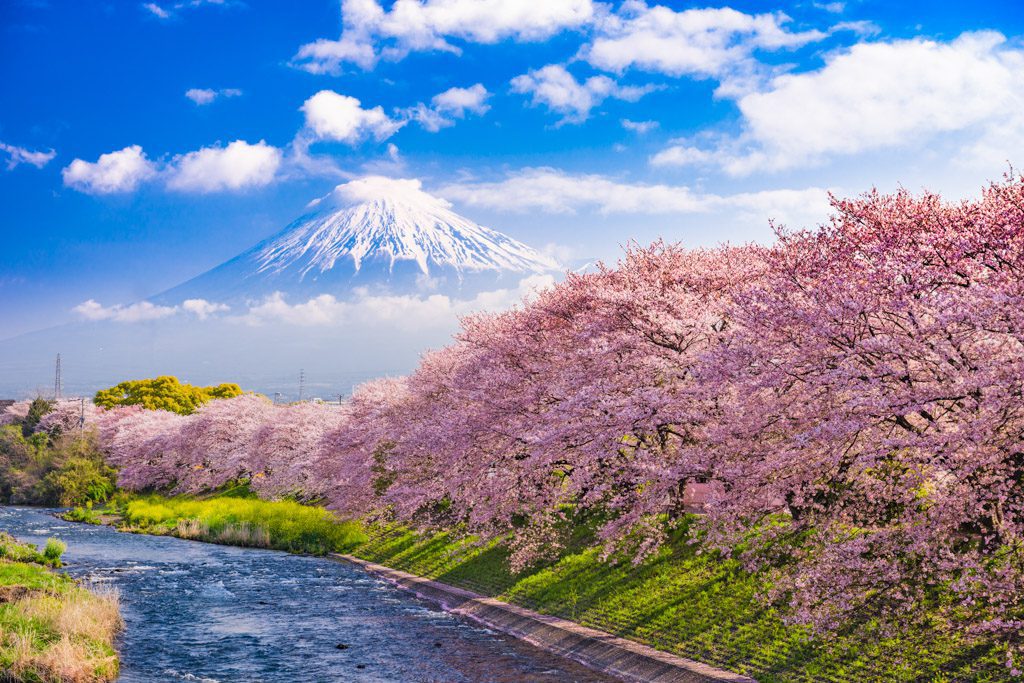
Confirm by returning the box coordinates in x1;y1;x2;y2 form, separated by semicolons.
333;553;756;683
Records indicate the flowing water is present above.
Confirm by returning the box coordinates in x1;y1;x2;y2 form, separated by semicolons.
0;506;618;683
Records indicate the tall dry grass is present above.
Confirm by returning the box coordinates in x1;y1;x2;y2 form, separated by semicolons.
20;586;122;644
2;585;121;682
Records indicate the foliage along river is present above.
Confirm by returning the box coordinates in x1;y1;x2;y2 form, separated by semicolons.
1;506;618;683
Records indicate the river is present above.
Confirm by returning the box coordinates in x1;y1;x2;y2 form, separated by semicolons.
1;506;618;683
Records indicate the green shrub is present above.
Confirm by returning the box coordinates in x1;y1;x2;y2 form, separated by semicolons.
21;397;53;437
63;505;102;524
42;538;66;565
0;428;117;506
45;454;118;506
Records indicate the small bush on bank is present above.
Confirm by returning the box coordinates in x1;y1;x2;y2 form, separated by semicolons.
43;539;67;565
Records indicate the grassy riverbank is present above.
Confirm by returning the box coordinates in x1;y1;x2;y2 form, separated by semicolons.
0;533;121;683
352;522;1009;683
100;492;365;555
74;494;1011;682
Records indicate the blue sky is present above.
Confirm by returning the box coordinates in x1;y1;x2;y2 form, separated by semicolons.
2;0;1023;338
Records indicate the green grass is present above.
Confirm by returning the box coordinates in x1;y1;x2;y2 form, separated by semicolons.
117;493;366;555
0;533;121;682
350;520;1013;683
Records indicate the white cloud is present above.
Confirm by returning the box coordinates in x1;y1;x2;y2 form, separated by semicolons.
432;83;490;115
73;299;178;323
143;2;171;19
511;64;655;123
301;90;404;144
621;119;658;134
143;0;229;20
166;139;282;192
582;3;825;86
0;142;56;170
438;167;709;214
813;2;845;13
831;20;881;37
182;298;230;319
291;0;597;73
437;167;831;222
185;87;242;105
238;275;554;328
62;145;158;194
649;145;713;167
671;31;1024;174
407;83;490;131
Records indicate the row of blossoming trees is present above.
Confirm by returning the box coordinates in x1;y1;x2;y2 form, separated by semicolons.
10;179;1023;661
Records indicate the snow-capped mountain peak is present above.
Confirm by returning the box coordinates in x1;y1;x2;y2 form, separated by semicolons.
256;176;558;278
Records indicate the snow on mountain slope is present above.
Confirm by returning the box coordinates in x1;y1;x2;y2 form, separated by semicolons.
155;177;559;304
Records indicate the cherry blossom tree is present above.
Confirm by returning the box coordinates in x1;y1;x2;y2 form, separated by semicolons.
249;401;346;500
35;399;102;435
172;394;272;492
698;178;1024;659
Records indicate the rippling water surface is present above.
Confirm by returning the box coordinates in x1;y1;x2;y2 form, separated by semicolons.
0;506;617;683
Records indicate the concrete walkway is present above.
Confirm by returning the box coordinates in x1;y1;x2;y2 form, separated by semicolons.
332;554;756;683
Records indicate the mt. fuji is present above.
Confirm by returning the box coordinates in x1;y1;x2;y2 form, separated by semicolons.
156;177;560;305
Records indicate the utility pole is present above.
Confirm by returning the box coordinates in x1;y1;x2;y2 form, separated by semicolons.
79;397;85;430
298;369;305;402
54;354;62;401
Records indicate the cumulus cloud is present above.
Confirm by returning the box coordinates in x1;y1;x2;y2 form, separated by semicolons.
407;84;490;132
74;297;230;323
437;167;831;221
73;299;178;323
0;142;56;170
300;90;404;144
581;3;825;89
654;31;1024;175
166;139;282;192
291;0;597;73
511;64;655;123
185;87;242;105
238;275;555;328
62;145;158;194
182;298;230;319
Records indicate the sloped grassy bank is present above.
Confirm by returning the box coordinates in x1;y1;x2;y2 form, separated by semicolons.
0;532;121;683
72;493;1011;683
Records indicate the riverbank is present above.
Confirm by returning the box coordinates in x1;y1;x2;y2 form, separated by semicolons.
65;493;1013;682
0;532;120;683
98;492;365;554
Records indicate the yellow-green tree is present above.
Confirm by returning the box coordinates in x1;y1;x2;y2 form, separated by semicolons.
94;376;243;415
